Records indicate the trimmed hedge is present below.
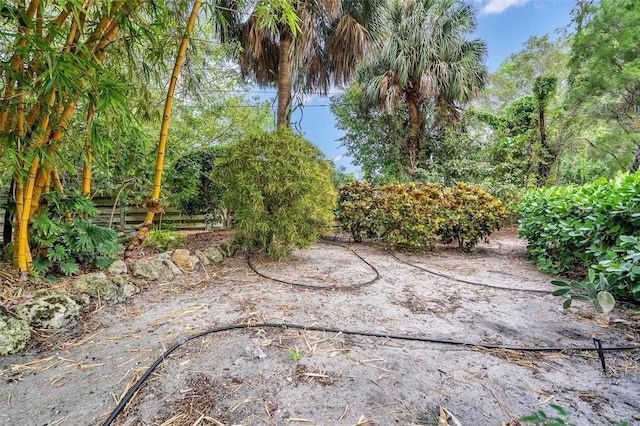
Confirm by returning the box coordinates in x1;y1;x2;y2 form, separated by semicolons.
517;172;640;303
336;181;510;251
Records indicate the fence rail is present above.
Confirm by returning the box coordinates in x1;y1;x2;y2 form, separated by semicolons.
0;197;210;245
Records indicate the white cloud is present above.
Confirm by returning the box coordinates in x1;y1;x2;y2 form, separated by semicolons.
480;0;530;15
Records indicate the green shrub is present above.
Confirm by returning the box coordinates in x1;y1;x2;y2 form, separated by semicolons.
438;182;511;250
518;172;640;305
336;181;382;242
144;229;186;251
213;127;336;258
30;191;121;276
165;146;228;225
336;181;508;251
377;183;444;251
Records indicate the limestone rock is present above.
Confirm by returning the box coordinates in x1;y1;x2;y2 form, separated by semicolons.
202;246;225;263
73;272;139;305
13;290;85;329
218;240;237;258
131;258;175;281
0;307;31;356
171;249;199;272
107;260;128;275
194;250;210;266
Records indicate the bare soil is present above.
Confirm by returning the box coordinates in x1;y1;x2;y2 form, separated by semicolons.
1;228;639;426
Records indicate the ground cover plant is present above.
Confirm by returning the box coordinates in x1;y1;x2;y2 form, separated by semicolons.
28;191;121;277
518;172;640;311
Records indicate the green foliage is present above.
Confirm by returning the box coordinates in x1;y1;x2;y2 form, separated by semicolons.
518;173;640;305
567;0;640;173
336;181;381;243
337;181;509;251
165;146;228;222
213;127;336;258
520;403;628;426
520;404;575;426
438;183;512;250
30;192;121;276
287;348;303;362
331;84;411;184
144;230;186;252
533;75;558;109
376;183;444;251
477;35;568;111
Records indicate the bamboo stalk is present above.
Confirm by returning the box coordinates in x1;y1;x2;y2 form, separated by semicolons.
133;0;202;245
13;155;41;272
0;0;40;132
82;104;95;197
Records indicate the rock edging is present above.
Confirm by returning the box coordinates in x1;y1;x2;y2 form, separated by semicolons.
0;240;236;356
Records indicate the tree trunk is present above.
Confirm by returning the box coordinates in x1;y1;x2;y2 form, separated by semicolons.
405;94;422;177
129;0;202;249
536;107;557;186
630;143;640;174
276;28;293;127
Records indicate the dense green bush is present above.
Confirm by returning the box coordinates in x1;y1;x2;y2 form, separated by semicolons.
30;191;121;276
439;182;512;250
337;181;508;251
335;181;381;242
165;146;228;225
377;183;444;251
518;172;640;306
213;127;336;258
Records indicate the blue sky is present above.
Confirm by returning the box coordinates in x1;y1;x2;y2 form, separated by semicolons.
264;0;576;175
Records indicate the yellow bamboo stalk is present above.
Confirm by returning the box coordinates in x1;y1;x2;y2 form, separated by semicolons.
133;0;202;244
13;155;41;272
0;0;40;132
82;104;95;197
29;166;49;217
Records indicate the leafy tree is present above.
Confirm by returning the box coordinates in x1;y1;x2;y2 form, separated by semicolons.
333;84;491;186
219;0;374;126
331;83;411;184
478;35;568;111
567;0;640;173
213;127;336;258
360;0;486;176
532;75;558;182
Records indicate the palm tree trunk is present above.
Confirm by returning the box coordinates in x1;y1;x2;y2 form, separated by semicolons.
276;28;293;127
406;95;422;176
129;0;202;248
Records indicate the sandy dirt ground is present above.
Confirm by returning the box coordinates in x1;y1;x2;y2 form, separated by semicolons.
1;228;639;426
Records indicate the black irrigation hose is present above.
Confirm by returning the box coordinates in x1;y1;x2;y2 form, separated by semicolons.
103;321;640;426
322;235;554;294
387;249;554;294
245;243;380;290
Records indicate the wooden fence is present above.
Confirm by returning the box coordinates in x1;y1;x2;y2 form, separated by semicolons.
91;197;210;232
0;197;210;245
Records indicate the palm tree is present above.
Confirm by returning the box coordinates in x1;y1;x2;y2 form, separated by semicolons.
220;0;375;127
361;0;487;176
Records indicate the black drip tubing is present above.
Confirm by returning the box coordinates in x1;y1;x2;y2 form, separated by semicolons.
322;235;554;294
103;321;640;426
245;242;380;290
387;249;554;294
